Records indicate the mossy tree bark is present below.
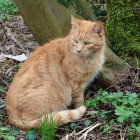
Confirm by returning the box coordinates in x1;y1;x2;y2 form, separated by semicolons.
14;0;129;87
105;0;140;60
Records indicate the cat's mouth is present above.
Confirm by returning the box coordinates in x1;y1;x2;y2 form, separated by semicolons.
72;48;92;58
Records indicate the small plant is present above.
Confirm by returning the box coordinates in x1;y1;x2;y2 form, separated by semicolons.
84;89;140;138
0;0;18;20
58;0;69;8
25;130;37;140
0;126;21;140
0;86;6;93
37;114;60;140
70;122;77;131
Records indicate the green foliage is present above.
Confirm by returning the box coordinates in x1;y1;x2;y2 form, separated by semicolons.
58;0;69;7
9;126;20;135
105;0;140;63
25;130;37;140
0;86;6;93
84;119;91;127
0;127;16;140
70;122;77;130
89;0;106;17
37;114;60;140
58;0;106;17
0;121;3;127
0;0;18;20
58;0;82;15
84;89;140;136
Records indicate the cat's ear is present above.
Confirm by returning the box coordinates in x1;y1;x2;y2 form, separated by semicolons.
71;16;80;30
92;22;103;37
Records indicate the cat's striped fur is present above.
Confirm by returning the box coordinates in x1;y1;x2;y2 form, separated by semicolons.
6;16;105;129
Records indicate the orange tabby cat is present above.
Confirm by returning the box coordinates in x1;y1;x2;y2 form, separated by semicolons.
6;16;105;129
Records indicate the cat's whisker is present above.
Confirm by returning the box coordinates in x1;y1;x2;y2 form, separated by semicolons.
82;53;89;64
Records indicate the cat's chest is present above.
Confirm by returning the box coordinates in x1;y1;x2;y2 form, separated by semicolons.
68;55;104;81
68;61;101;81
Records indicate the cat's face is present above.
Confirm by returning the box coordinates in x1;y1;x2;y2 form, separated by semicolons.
70;16;105;56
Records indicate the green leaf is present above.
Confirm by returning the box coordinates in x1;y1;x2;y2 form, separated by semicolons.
0;127;9;132
100;97;107;103
102;91;108;96
117;116;124;123
115;106;133;117
3;135;15;140
9;125;20;135
0;86;5;93
25;130;37;140
70;123;77;130
0;121;3;127
136;124;140;131
84;99;92;107
128;96;136;105
115;106;125;115
127;133;133;140
131;123;136;128
84;120;91;127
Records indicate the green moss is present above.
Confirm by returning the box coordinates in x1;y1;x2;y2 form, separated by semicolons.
105;57;115;67
105;0;140;60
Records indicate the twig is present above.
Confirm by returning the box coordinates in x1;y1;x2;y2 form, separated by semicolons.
132;71;139;92
0;104;6;108
120;125;124;140
0;21;9;40
135;56;140;70
60;131;75;140
0;18;27;53
76;124;96;136
79;123;101;140
130;0;140;19
60;123;101;140
0;77;8;86
66;134;68;140
111;8;140;16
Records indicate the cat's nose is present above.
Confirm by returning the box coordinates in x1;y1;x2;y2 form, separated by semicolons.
76;50;82;53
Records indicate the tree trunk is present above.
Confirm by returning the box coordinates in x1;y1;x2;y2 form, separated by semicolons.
105;0;140;62
14;0;129;87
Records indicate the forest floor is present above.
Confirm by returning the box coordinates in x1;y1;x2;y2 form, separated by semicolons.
0;15;140;140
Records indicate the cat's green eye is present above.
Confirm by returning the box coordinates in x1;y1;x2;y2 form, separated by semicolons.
84;42;91;45
74;39;78;44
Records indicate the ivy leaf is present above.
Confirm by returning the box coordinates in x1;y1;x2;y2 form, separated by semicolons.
117;116;124;123
0;121;3;127
70;123;77;130
84;120;91;127
128;96;136;105
0;127;9;132
115;106;125;116
9;125;20;135
131;123;136;128
25;130;37;140
0;86;5;93
3;135;15;140
102;91;108;96
84;99;92;107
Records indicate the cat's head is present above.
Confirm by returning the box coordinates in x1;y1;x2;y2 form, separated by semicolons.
70;16;105;56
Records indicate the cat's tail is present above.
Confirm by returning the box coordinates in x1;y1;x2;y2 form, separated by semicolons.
9;106;86;130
